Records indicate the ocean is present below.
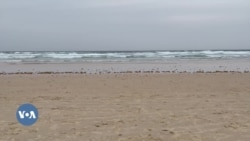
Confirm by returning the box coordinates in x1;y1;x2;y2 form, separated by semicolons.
0;50;250;73
0;50;250;63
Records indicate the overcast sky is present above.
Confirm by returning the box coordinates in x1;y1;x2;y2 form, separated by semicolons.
0;0;250;51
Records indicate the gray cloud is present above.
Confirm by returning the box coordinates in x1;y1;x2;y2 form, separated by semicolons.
0;0;249;51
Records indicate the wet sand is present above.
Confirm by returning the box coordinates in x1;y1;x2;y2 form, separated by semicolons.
0;73;250;141
1;58;250;74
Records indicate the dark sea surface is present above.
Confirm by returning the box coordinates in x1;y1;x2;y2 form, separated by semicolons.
1;50;250;63
1;50;250;73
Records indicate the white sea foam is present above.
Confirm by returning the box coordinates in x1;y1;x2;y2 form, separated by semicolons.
44;53;83;59
0;50;249;63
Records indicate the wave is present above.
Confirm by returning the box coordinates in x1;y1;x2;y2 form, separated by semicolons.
0;50;250;62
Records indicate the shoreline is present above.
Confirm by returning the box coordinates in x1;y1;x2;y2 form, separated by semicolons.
1;70;250;75
1;58;250;74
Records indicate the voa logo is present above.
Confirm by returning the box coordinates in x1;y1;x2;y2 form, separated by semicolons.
18;110;36;119
16;103;39;126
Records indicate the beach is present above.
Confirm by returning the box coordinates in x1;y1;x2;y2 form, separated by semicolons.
1;73;250;141
1;0;250;139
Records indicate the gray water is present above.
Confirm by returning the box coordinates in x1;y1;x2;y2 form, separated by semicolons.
1;50;250;63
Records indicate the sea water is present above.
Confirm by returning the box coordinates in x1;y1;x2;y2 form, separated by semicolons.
0;50;250;63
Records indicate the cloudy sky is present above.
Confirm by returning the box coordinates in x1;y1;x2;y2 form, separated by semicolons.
0;0;249;51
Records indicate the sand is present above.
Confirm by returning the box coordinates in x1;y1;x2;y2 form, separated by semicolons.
1;58;250;74
0;73;250;141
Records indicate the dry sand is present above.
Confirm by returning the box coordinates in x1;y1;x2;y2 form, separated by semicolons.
0;73;250;141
